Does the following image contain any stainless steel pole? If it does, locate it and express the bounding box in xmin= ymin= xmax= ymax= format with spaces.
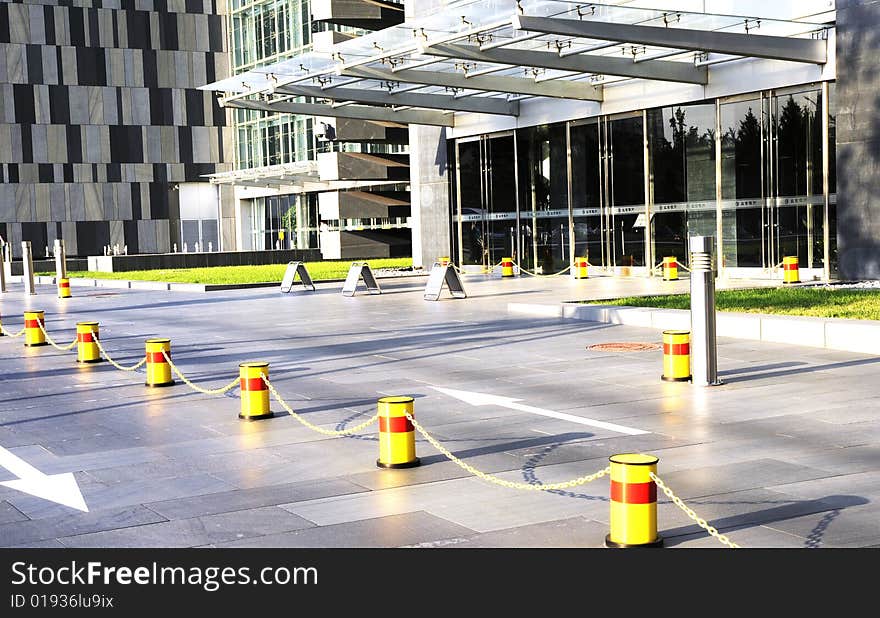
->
xmin=21 ymin=241 xmax=36 ymax=295
xmin=54 ymin=238 xmax=67 ymax=280
xmin=0 ymin=242 xmax=6 ymax=293
xmin=689 ymin=235 xmax=722 ymax=386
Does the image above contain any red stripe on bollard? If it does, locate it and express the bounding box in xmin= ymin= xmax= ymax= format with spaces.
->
xmin=663 ymin=342 xmax=690 ymax=355
xmin=240 ymin=377 xmax=267 ymax=391
xmin=146 ymin=352 xmax=168 ymax=363
xmin=24 ymin=319 xmax=43 ymax=328
xmin=610 ymin=480 xmax=657 ymax=504
xmin=77 ymin=332 xmax=96 ymax=343
xmin=379 ymin=416 xmax=414 ymax=433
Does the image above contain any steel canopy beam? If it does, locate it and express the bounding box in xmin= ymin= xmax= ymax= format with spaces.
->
xmin=274 ymin=84 xmax=519 ymax=115
xmin=223 ymin=98 xmax=455 ymax=127
xmin=513 ymin=15 xmax=827 ymax=64
xmin=342 ymin=65 xmax=603 ymax=101
xmin=420 ymin=42 xmax=708 ymax=84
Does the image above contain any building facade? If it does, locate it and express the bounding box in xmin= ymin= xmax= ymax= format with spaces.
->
xmin=0 ymin=0 xmax=233 ymax=258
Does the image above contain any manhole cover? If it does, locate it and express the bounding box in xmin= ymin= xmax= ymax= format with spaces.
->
xmin=587 ymin=342 xmax=661 ymax=352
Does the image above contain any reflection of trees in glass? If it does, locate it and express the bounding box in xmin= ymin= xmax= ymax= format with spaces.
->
xmin=722 ymin=105 xmax=761 ymax=199
xmin=650 ymin=106 xmax=714 ymax=203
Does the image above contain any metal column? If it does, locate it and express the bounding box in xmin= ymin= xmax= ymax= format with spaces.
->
xmin=21 ymin=241 xmax=36 ymax=295
xmin=54 ymin=238 xmax=67 ymax=280
xmin=689 ymin=235 xmax=722 ymax=386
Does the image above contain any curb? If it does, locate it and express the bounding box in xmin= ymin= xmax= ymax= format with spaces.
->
xmin=508 ymin=302 xmax=880 ymax=355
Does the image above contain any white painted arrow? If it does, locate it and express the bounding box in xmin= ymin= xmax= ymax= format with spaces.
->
xmin=0 ymin=446 xmax=89 ymax=512
xmin=432 ymin=387 xmax=649 ymax=436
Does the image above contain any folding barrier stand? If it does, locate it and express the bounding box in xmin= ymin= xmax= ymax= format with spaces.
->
xmin=423 ymin=262 xmax=467 ymax=301
xmin=279 ymin=261 xmax=316 ymax=293
xmin=342 ymin=262 xmax=382 ymax=297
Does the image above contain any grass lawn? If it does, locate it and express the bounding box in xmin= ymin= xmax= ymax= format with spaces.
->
xmin=590 ymin=286 xmax=880 ymax=321
xmin=44 ymin=258 xmax=413 ymax=285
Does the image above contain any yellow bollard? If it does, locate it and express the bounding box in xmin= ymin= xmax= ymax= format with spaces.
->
xmin=573 ymin=257 xmax=589 ymax=280
xmin=57 ymin=277 xmax=71 ymax=299
xmin=605 ymin=453 xmax=663 ymax=548
xmin=75 ymin=321 xmax=103 ymax=364
xmin=438 ymin=256 xmax=450 ymax=266
xmin=377 ymin=396 xmax=420 ymax=469
xmin=783 ymin=256 xmax=799 ymax=284
xmin=661 ymin=330 xmax=691 ymax=382
xmin=239 ymin=362 xmax=273 ymax=421
xmin=23 ymin=311 xmax=47 ymax=347
xmin=662 ymin=257 xmax=678 ymax=281
xmin=145 ymin=338 xmax=174 ymax=387
xmin=501 ymin=257 xmax=514 ymax=278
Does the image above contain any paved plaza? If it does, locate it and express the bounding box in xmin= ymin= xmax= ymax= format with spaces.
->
xmin=0 ymin=271 xmax=878 ymax=549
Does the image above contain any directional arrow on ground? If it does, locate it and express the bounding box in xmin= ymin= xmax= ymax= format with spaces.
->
xmin=432 ymin=387 xmax=649 ymax=436
xmin=0 ymin=445 xmax=89 ymax=512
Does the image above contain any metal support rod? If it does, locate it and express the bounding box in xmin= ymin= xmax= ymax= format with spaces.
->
xmin=0 ymin=242 xmax=6 ymax=293
xmin=21 ymin=241 xmax=36 ymax=295
xmin=54 ymin=238 xmax=67 ymax=280
xmin=689 ymin=236 xmax=722 ymax=386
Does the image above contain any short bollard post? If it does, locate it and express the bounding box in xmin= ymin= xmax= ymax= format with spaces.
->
xmin=239 ymin=362 xmax=273 ymax=421
xmin=501 ymin=257 xmax=514 ymax=278
xmin=57 ymin=277 xmax=72 ymax=299
xmin=376 ymin=396 xmax=420 ymax=469
xmin=783 ymin=256 xmax=799 ymax=284
xmin=605 ymin=453 xmax=663 ymax=548
xmin=23 ymin=311 xmax=47 ymax=347
xmin=438 ymin=256 xmax=450 ymax=266
xmin=661 ymin=330 xmax=691 ymax=382
xmin=662 ymin=257 xmax=679 ymax=281
xmin=145 ymin=338 xmax=174 ymax=387
xmin=573 ymin=257 xmax=589 ymax=280
xmin=75 ymin=322 xmax=103 ymax=364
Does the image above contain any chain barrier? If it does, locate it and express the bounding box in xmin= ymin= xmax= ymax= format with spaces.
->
xmin=407 ymin=413 xmax=609 ymax=491
xmin=450 ymin=260 xmax=503 ymax=276
xmin=0 ymin=325 xmax=26 ymax=338
xmin=512 ymin=261 xmax=572 ymax=278
xmin=650 ymin=472 xmax=740 ymax=548
xmin=36 ymin=320 xmax=78 ymax=351
xmin=161 ymin=350 xmax=240 ymax=395
xmin=674 ymin=260 xmax=692 ymax=272
xmin=92 ymin=338 xmax=147 ymax=372
xmin=262 ymin=375 xmax=380 ymax=436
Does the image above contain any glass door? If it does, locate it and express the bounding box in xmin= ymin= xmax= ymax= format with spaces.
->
xmin=605 ymin=114 xmax=647 ymax=268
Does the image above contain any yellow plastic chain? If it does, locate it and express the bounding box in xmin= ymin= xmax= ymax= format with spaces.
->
xmin=0 ymin=325 xmax=26 ymax=338
xmin=650 ymin=472 xmax=740 ymax=548
xmin=513 ymin=261 xmax=572 ymax=278
xmin=92 ymin=338 xmax=147 ymax=372
xmin=262 ymin=375 xmax=379 ymax=436
xmin=36 ymin=320 xmax=78 ymax=351
xmin=407 ymin=413 xmax=609 ymax=491
xmin=160 ymin=350 xmax=239 ymax=395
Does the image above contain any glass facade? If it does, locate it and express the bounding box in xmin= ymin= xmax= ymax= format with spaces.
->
xmin=451 ymin=82 xmax=837 ymax=279
xmin=244 ymin=193 xmax=319 ymax=251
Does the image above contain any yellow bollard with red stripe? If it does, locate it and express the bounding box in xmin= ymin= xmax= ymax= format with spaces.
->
xmin=75 ymin=321 xmax=103 ymax=363
xmin=501 ymin=257 xmax=514 ymax=278
xmin=23 ymin=311 xmax=47 ymax=347
xmin=438 ymin=256 xmax=450 ymax=266
xmin=662 ymin=257 xmax=678 ymax=281
xmin=661 ymin=330 xmax=691 ymax=382
xmin=145 ymin=338 xmax=174 ymax=387
xmin=239 ymin=362 xmax=273 ymax=421
xmin=377 ymin=396 xmax=420 ymax=469
xmin=57 ymin=277 xmax=71 ymax=299
xmin=783 ymin=256 xmax=799 ymax=284
xmin=605 ymin=453 xmax=663 ymax=548
xmin=573 ymin=257 xmax=589 ymax=280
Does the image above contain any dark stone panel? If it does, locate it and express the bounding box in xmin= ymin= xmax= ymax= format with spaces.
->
xmin=142 ymin=49 xmax=158 ymax=88
xmin=66 ymin=126 xmax=82 ymax=164
xmin=21 ymin=223 xmax=48 ymax=251
xmin=43 ymin=6 xmax=56 ymax=46
xmin=158 ymin=12 xmax=178 ymax=51
xmin=185 ymin=89 xmax=204 ymax=126
xmin=7 ymin=164 xmax=19 ymax=184
xmin=26 ymin=45 xmax=43 ymax=84
xmin=208 ymin=14 xmax=223 ymax=52
xmin=212 ymin=96 xmax=224 ymax=128
xmin=130 ymin=183 xmax=142 ymax=220
xmin=63 ymin=164 xmax=74 ymax=183
xmin=76 ymin=48 xmax=107 ymax=86
xmin=178 ymin=126 xmax=192 ymax=164
xmin=205 ymin=51 xmax=215 ymax=84
xmin=19 ymin=123 xmax=33 ymax=164
xmin=88 ymin=7 xmax=100 ymax=48
xmin=109 ymin=126 xmax=143 ymax=163
xmin=153 ymin=164 xmax=167 ymax=184
xmin=48 ymin=85 xmax=70 ymax=125
xmin=13 ymin=84 xmax=35 ymax=125
xmin=148 ymin=182 xmax=169 ymax=219
xmin=116 ymin=88 xmax=123 ymax=125
xmin=127 ymin=10 xmax=150 ymax=50
xmin=111 ymin=10 xmax=119 ymax=48
xmin=149 ymin=88 xmax=173 ymax=125
xmin=69 ymin=7 xmax=86 ymax=48
xmin=123 ymin=220 xmax=139 ymax=255
xmin=76 ymin=221 xmax=111 ymax=257
xmin=0 ymin=4 xmax=9 ymax=44
xmin=107 ymin=163 xmax=121 ymax=183
xmin=55 ymin=47 xmax=64 ymax=86
xmin=38 ymin=164 xmax=54 ymax=183
xmin=183 ymin=163 xmax=215 ymax=182
xmin=92 ymin=164 xmax=99 ymax=183
xmin=186 ymin=0 xmax=202 ymax=13
xmin=155 ymin=0 xmax=168 ymax=15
